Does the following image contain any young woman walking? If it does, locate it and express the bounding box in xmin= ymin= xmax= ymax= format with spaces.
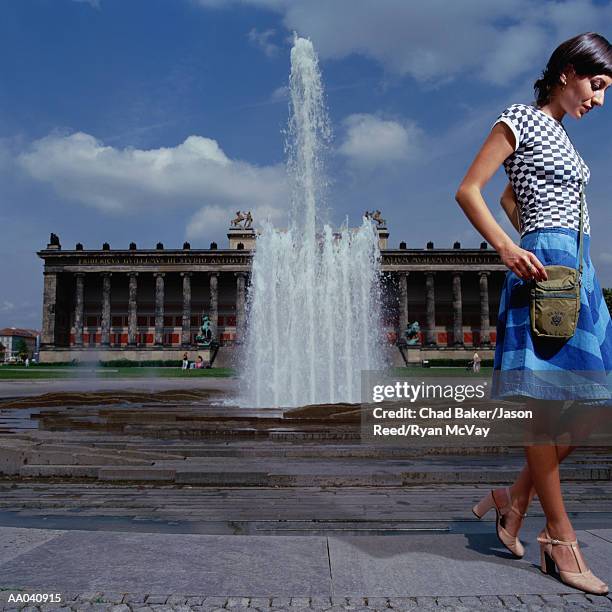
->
xmin=456 ymin=32 xmax=612 ymax=596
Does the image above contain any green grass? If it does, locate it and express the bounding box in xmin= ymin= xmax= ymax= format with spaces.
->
xmin=0 ymin=367 xmax=235 ymax=380
xmin=390 ymin=366 xmax=493 ymax=377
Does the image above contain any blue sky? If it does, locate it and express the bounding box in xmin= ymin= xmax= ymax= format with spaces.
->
xmin=1 ymin=0 xmax=612 ymax=329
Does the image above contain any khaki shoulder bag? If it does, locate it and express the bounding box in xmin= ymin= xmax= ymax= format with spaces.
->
xmin=529 ymin=134 xmax=585 ymax=339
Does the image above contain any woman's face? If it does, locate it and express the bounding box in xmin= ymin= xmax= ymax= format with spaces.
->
xmin=560 ymin=68 xmax=612 ymax=119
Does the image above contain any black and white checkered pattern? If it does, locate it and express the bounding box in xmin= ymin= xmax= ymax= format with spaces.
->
xmin=493 ymin=103 xmax=590 ymax=236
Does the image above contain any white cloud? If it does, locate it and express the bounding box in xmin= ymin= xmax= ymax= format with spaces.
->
xmin=480 ymin=24 xmax=549 ymax=86
xmin=248 ymin=28 xmax=280 ymax=57
xmin=337 ymin=114 xmax=423 ymax=166
xmin=72 ymin=0 xmax=100 ymax=8
xmin=598 ymin=253 xmax=612 ymax=264
xmin=194 ymin=0 xmax=612 ymax=85
xmin=0 ymin=301 xmax=16 ymax=314
xmin=541 ymin=0 xmax=606 ymax=39
xmin=17 ymin=132 xmax=289 ymax=218
xmin=193 ymin=0 xmax=285 ymax=9
xmin=187 ymin=202 xmax=286 ymax=239
xmin=271 ymin=85 xmax=289 ymax=102
xmin=186 ymin=205 xmax=235 ymax=240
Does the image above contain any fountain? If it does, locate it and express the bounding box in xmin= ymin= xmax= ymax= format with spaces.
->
xmin=238 ymin=36 xmax=387 ymax=408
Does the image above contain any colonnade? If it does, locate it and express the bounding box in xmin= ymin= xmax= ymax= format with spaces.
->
xmin=41 ymin=269 xmax=492 ymax=348
xmin=41 ymin=271 xmax=249 ymax=348
xmin=396 ymin=271 xmax=491 ymax=346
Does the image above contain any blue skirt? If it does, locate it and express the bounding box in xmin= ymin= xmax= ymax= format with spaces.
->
xmin=491 ymin=227 xmax=612 ymax=402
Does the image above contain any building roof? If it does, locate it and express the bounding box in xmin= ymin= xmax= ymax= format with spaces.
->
xmin=0 ymin=328 xmax=39 ymax=338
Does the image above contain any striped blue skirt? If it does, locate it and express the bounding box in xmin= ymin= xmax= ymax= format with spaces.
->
xmin=491 ymin=227 xmax=612 ymax=402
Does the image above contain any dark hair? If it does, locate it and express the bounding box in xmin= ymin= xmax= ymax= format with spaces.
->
xmin=534 ymin=32 xmax=612 ymax=106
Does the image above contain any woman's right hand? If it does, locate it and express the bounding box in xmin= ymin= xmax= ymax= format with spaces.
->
xmin=498 ymin=242 xmax=548 ymax=282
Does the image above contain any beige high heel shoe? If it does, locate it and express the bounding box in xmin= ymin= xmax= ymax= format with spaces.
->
xmin=472 ymin=486 xmax=526 ymax=557
xmin=537 ymin=527 xmax=609 ymax=595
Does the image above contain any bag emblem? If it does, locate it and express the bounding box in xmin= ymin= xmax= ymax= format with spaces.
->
xmin=550 ymin=312 xmax=563 ymax=327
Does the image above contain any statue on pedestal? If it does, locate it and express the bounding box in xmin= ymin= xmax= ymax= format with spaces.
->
xmin=231 ymin=210 xmax=254 ymax=229
xmin=405 ymin=321 xmax=421 ymax=345
xmin=231 ymin=211 xmax=245 ymax=227
xmin=364 ymin=210 xmax=386 ymax=227
xmin=195 ymin=313 xmax=214 ymax=348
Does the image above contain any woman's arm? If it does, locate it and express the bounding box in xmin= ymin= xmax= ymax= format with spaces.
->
xmin=500 ymin=182 xmax=521 ymax=233
xmin=455 ymin=122 xmax=547 ymax=282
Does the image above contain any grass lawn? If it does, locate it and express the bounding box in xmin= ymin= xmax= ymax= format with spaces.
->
xmin=390 ymin=366 xmax=493 ymax=377
xmin=0 ymin=365 xmax=491 ymax=380
xmin=0 ymin=367 xmax=235 ymax=380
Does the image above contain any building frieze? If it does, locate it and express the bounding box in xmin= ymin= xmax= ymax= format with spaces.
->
xmin=37 ymin=249 xmax=503 ymax=271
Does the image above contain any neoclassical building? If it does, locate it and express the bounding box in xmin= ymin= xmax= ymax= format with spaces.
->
xmin=37 ymin=223 xmax=507 ymax=364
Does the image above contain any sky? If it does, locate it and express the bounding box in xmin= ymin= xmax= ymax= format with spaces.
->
xmin=1 ymin=0 xmax=612 ymax=329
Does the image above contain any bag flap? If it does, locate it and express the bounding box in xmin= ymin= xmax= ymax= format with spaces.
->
xmin=535 ymin=265 xmax=578 ymax=290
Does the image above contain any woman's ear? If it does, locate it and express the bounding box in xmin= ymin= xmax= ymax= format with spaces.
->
xmin=561 ymin=64 xmax=576 ymax=85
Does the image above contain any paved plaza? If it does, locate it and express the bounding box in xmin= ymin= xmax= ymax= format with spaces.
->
xmin=1 ymin=525 xmax=612 ymax=611
xmin=1 ymin=381 xmax=612 ymax=611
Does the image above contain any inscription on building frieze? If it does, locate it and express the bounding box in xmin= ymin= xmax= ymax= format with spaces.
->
xmin=75 ymin=256 xmax=250 ymax=266
xmin=382 ymin=254 xmax=500 ymax=265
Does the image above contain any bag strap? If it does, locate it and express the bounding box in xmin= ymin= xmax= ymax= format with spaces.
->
xmin=560 ymin=124 xmax=585 ymax=281
xmin=577 ymin=160 xmax=585 ymax=282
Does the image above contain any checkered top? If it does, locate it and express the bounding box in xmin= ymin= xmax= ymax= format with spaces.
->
xmin=493 ymin=103 xmax=590 ymax=236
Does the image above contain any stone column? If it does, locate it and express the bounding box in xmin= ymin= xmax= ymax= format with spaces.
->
xmin=398 ymin=273 xmax=409 ymax=342
xmin=425 ymin=272 xmax=437 ymax=346
xmin=100 ymin=273 xmax=112 ymax=347
xmin=452 ymin=271 xmax=464 ymax=346
xmin=73 ymin=273 xmax=85 ymax=347
xmin=209 ymin=272 xmax=219 ymax=341
xmin=154 ymin=273 xmax=165 ymax=346
xmin=181 ymin=272 xmax=192 ymax=347
xmin=41 ymin=271 xmax=58 ymax=348
xmin=127 ymin=273 xmax=138 ymax=347
xmin=479 ymin=271 xmax=491 ymax=347
xmin=234 ymin=272 xmax=247 ymax=343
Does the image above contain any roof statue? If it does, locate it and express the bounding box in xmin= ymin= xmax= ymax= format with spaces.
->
xmin=364 ymin=210 xmax=386 ymax=227
xmin=231 ymin=210 xmax=253 ymax=230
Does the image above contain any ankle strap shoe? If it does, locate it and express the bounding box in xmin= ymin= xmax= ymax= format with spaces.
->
xmin=538 ymin=527 xmax=609 ymax=595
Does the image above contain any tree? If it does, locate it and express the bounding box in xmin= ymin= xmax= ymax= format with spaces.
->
xmin=604 ymin=289 xmax=612 ymax=317
xmin=14 ymin=339 xmax=29 ymax=361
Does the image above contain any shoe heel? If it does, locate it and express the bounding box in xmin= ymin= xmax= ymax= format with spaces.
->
xmin=472 ymin=491 xmax=495 ymax=519
xmin=540 ymin=545 xmax=548 ymax=573
xmin=540 ymin=546 xmax=556 ymax=575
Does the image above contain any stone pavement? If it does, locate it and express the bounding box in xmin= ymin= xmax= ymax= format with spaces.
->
xmin=0 ymin=378 xmax=236 ymax=399
xmin=1 ymin=526 xmax=612 ymax=611
xmin=1 ymin=481 xmax=611 ymax=536
xmin=2 ymin=389 xmax=612 ymax=610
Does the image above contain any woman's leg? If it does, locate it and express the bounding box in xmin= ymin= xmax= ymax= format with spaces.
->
xmin=525 ymin=443 xmax=583 ymax=572
xmin=517 ymin=398 xmax=586 ymax=571
xmin=500 ymin=443 xmax=575 ymax=537
xmin=500 ymin=397 xmax=605 ymax=538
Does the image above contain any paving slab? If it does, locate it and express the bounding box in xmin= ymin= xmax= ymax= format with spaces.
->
xmin=0 ymin=528 xmax=331 ymax=596
xmin=0 ymin=526 xmax=64 ymax=566
xmin=2 ymin=526 xmax=612 ymax=602
xmin=327 ymin=530 xmax=612 ymax=597
xmin=588 ymin=528 xmax=612 ymax=543
xmin=578 ymin=530 xmax=612 ymax=587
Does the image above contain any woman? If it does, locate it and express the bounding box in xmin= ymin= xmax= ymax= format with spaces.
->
xmin=456 ymin=32 xmax=612 ymax=595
